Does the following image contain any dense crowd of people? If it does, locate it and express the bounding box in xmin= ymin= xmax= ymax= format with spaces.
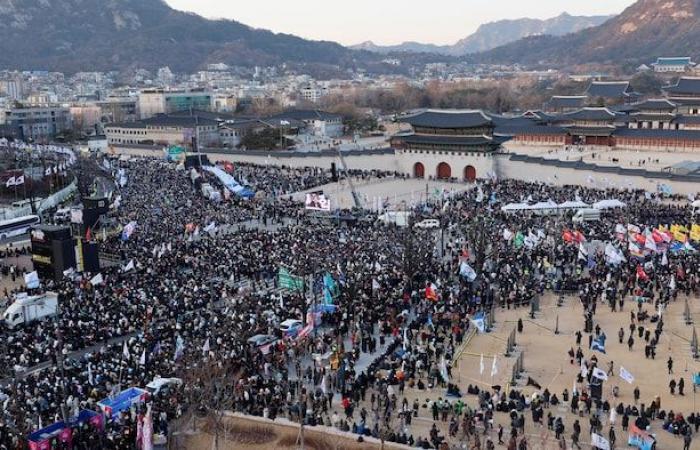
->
xmin=0 ymin=152 xmax=698 ymax=449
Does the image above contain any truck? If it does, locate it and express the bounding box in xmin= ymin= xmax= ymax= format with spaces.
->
xmin=2 ymin=292 xmax=59 ymax=329
xmin=572 ymin=208 xmax=602 ymax=223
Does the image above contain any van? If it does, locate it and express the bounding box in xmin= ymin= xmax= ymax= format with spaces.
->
xmin=573 ymin=208 xmax=601 ymax=223
xmin=2 ymin=292 xmax=58 ymax=329
xmin=53 ymin=208 xmax=71 ymax=223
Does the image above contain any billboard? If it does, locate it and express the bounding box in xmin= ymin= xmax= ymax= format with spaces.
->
xmin=305 ymin=192 xmax=331 ymax=211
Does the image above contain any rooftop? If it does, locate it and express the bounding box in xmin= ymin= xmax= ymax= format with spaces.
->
xmin=663 ymin=77 xmax=700 ymax=96
xmin=399 ymin=109 xmax=493 ymax=129
xmin=585 ymin=81 xmax=632 ymax=99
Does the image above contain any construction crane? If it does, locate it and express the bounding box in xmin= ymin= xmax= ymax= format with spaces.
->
xmin=336 ymin=149 xmax=363 ymax=210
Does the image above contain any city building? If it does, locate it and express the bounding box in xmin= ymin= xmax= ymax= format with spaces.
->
xmin=0 ymin=77 xmax=23 ymax=101
xmin=662 ymin=77 xmax=700 ymax=115
xmin=1 ymin=105 xmax=72 ymax=141
xmin=70 ymin=105 xmax=102 ymax=132
xmin=299 ymin=87 xmax=329 ymax=103
xmin=267 ymin=110 xmax=343 ymax=138
xmin=96 ymin=97 xmax=139 ymax=124
xmin=105 ymin=114 xmax=219 ymax=148
xmin=652 ymin=57 xmax=695 ymax=73
xmin=137 ymin=89 xmax=213 ymax=119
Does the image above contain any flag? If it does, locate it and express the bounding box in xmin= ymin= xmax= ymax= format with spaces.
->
xmin=591 ymin=433 xmax=610 ymax=450
xmin=578 ymin=243 xmax=588 ymax=261
xmin=644 ymin=233 xmax=657 ymax=253
xmin=628 ymin=242 xmax=643 ymax=258
xmin=45 ymin=167 xmax=51 ymax=176
xmin=123 ymin=260 xmax=135 ymax=272
xmin=322 ymin=272 xmax=339 ymax=305
xmin=90 ymin=273 xmax=104 ymax=286
xmin=121 ymin=221 xmax=137 ymax=241
xmin=605 ymin=243 xmax=625 ymax=266
xmin=123 ymin=341 xmax=130 ymax=359
xmin=425 ymin=282 xmax=438 ymax=301
xmin=174 ymin=335 xmax=185 ymax=360
xmin=278 ymin=267 xmax=304 ymax=291
xmin=591 ymin=334 xmax=606 ymax=353
xmin=475 ymin=185 xmax=484 ymax=203
xmin=503 ymin=229 xmax=513 ymax=241
xmin=514 ymin=232 xmax=525 ymax=249
xmin=202 ymin=338 xmax=210 ymax=355
xmin=5 ymin=176 xmax=15 ymax=187
xmin=592 ymin=367 xmax=608 ymax=381
xmin=684 ymin=241 xmax=696 ymax=252
xmin=491 ymin=355 xmax=498 ymax=377
xmin=14 ymin=175 xmax=24 ymax=185
xmin=203 ymin=221 xmax=217 ymax=233
xmin=87 ymin=363 xmax=94 ymax=386
xmin=85 ymin=227 xmax=92 ymax=241
xmin=580 ymin=359 xmax=588 ymax=378
xmin=459 ymin=261 xmax=477 ymax=282
xmin=691 ymin=224 xmax=700 ymax=242
xmin=24 ymin=271 xmax=39 ymax=289
xmin=439 ymin=355 xmax=450 ymax=383
xmin=661 ymin=252 xmax=669 ymax=267
xmin=471 ymin=312 xmax=486 ymax=333
xmin=636 ymin=265 xmax=649 ymax=281
xmin=479 ymin=353 xmax=484 ymax=375
xmin=562 ymin=230 xmax=574 ymax=243
xmin=139 ymin=349 xmax=146 ymax=366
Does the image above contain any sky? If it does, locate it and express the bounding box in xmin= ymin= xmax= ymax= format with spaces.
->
xmin=165 ymin=0 xmax=636 ymax=46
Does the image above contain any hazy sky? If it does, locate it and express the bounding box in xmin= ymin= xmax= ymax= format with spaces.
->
xmin=165 ymin=0 xmax=636 ymax=46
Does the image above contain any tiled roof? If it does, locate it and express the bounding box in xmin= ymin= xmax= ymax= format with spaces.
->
xmin=400 ymin=110 xmax=493 ymax=129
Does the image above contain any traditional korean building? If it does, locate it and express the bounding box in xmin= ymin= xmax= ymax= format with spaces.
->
xmin=391 ymin=110 xmax=508 ymax=181
xmin=585 ymin=81 xmax=639 ymax=105
xmin=663 ymin=77 xmax=700 ymax=115
xmin=545 ymin=96 xmax=586 ymax=113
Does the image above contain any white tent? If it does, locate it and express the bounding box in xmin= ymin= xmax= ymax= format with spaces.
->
xmin=692 ymin=200 xmax=700 ymax=208
xmin=529 ymin=200 xmax=559 ymax=210
xmin=501 ymin=203 xmax=530 ymax=212
xmin=593 ymin=199 xmax=626 ymax=210
xmin=558 ymin=200 xmax=590 ymax=209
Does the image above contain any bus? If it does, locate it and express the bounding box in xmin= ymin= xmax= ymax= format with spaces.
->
xmin=0 ymin=215 xmax=40 ymax=240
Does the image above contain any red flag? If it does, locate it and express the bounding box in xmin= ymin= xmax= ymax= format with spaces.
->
xmin=573 ymin=231 xmax=586 ymax=244
xmin=636 ymin=265 xmax=649 ymax=281
xmin=85 ymin=227 xmax=92 ymax=241
xmin=633 ymin=233 xmax=646 ymax=246
xmin=425 ymin=283 xmax=438 ymax=301
xmin=562 ymin=230 xmax=573 ymax=243
xmin=651 ymin=230 xmax=664 ymax=244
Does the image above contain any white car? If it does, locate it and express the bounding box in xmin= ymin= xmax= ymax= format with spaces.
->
xmin=145 ymin=377 xmax=182 ymax=396
xmin=414 ymin=219 xmax=440 ymax=229
xmin=280 ymin=319 xmax=303 ymax=336
xmin=247 ymin=334 xmax=278 ymax=347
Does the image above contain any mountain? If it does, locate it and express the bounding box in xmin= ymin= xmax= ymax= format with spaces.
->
xmin=350 ymin=13 xmax=611 ymax=56
xmin=0 ymin=0 xmax=379 ymax=74
xmin=477 ymin=0 xmax=700 ymax=66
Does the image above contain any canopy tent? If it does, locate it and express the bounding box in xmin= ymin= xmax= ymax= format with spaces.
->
xmin=558 ymin=200 xmax=590 ymax=209
xmin=501 ymin=203 xmax=531 ymax=211
xmin=202 ymin=166 xmax=255 ymax=199
xmin=692 ymin=200 xmax=700 ymax=208
xmin=530 ymin=200 xmax=559 ymax=210
xmin=593 ymin=199 xmax=626 ymax=209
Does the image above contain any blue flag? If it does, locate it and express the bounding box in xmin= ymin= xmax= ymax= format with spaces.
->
xmin=591 ymin=334 xmax=606 ymax=353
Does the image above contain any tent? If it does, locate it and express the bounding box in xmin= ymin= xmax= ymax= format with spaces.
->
xmin=558 ymin=200 xmax=590 ymax=209
xmin=202 ymin=166 xmax=255 ymax=199
xmin=529 ymin=200 xmax=558 ymax=210
xmin=98 ymin=387 xmax=148 ymax=418
xmin=501 ymin=203 xmax=530 ymax=212
xmin=593 ymin=199 xmax=626 ymax=209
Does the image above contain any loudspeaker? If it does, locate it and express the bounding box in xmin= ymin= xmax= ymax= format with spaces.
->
xmin=30 ymin=225 xmax=76 ymax=281
xmin=331 ymin=162 xmax=338 ymax=182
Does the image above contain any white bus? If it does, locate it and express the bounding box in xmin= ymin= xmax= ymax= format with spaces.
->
xmin=0 ymin=215 xmax=40 ymax=240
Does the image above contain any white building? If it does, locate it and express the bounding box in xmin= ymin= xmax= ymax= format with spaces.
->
xmin=652 ymin=57 xmax=695 ymax=73
xmin=138 ymin=89 xmax=213 ymax=119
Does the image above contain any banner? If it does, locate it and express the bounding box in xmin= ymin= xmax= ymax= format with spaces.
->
xmin=591 ymin=433 xmax=610 ymax=450
xmin=24 ymin=271 xmax=40 ymax=289
xmin=278 ymin=267 xmax=304 ymax=291
xmin=305 ymin=192 xmax=331 ymax=211
xmin=627 ymin=424 xmax=655 ymax=450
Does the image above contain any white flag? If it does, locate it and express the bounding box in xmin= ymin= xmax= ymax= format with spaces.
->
xmin=90 ymin=273 xmax=104 ymax=286
xmin=202 ymin=338 xmax=210 ymax=355
xmin=5 ymin=176 xmax=15 ymax=187
xmin=480 ymin=353 xmax=484 ymax=375
xmin=619 ymin=366 xmax=635 ymax=384
xmin=123 ymin=260 xmax=135 ymax=272
xmin=139 ymin=349 xmax=146 ymax=366
xmin=580 ymin=359 xmax=588 ymax=378
xmin=122 ymin=341 xmax=130 ymax=359
xmin=590 ymin=433 xmax=610 ymax=450
xmin=592 ymin=367 xmax=608 ymax=381
xmin=14 ymin=175 xmax=24 ymax=185
xmin=87 ymin=363 xmax=94 ymax=386
xmin=439 ymin=355 xmax=450 ymax=384
xmin=661 ymin=252 xmax=669 ymax=267
xmin=491 ymin=355 xmax=498 ymax=377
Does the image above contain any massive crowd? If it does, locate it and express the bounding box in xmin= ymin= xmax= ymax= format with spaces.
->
xmin=0 ymin=153 xmax=698 ymax=450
